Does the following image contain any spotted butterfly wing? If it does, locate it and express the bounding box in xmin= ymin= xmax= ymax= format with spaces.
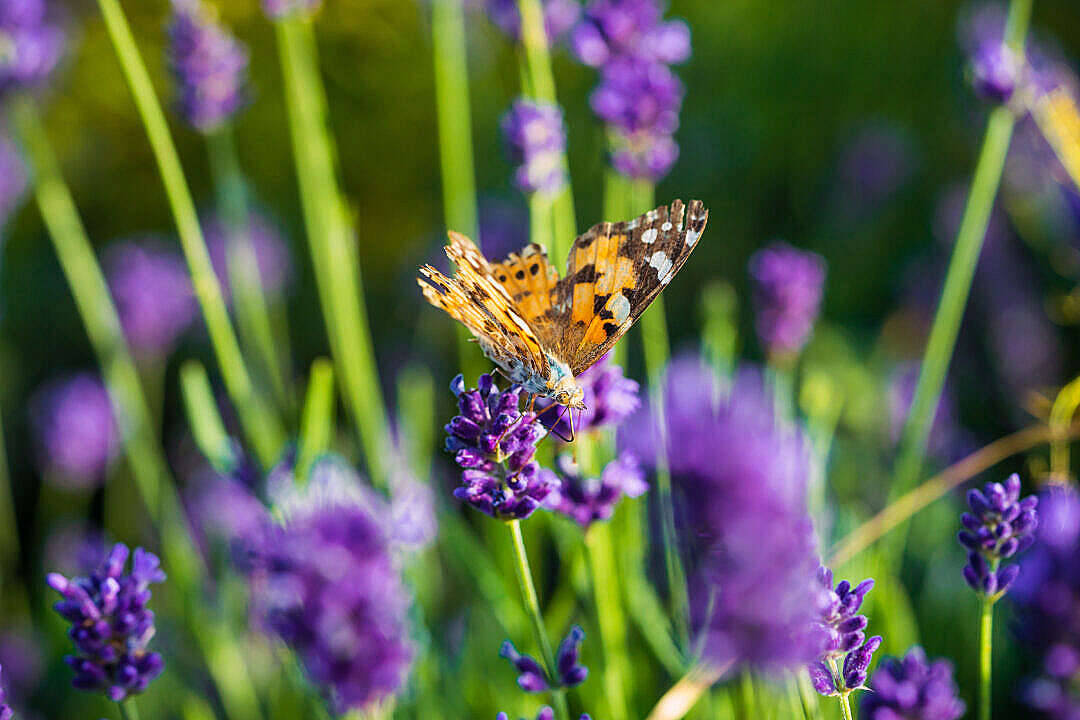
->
xmin=551 ymin=199 xmax=708 ymax=375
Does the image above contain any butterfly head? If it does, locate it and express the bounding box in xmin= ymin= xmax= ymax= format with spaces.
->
xmin=549 ymin=375 xmax=587 ymax=411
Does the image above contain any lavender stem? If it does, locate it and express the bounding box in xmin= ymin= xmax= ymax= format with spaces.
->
xmin=979 ymin=596 xmax=995 ymax=720
xmin=118 ymin=699 xmax=140 ymax=720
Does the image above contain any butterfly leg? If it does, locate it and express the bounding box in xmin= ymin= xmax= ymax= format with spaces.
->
xmin=492 ymin=392 xmax=536 ymax=455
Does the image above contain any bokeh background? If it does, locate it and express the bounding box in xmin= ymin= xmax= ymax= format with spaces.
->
xmin=4 ymin=0 xmax=1080 ymax=717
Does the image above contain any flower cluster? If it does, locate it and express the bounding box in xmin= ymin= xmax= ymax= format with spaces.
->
xmin=860 ymin=647 xmax=965 ymax=720
xmin=536 ymin=352 xmax=639 ymax=437
xmin=748 ymin=242 xmax=827 ymax=360
xmin=571 ymin=0 xmax=690 ymax=181
xmin=500 ymin=100 xmax=568 ymax=197
xmin=628 ymin=356 xmax=821 ymax=670
xmin=807 ymin=566 xmax=881 ymax=697
xmin=104 ymin=240 xmax=197 ymax=359
xmin=0 ymin=0 xmax=64 ymax=97
xmin=500 ymin=625 xmax=587 ymax=692
xmin=246 ymin=494 xmax=412 ymax=712
xmin=546 ymin=454 xmax=646 ymax=528
xmin=46 ymin=544 xmax=166 ymax=701
xmin=497 ymin=710 xmax=592 ymax=720
xmin=0 ymin=665 xmax=12 ymax=720
xmin=167 ymin=0 xmax=249 ymax=132
xmin=485 ymin=0 xmax=581 ymax=43
xmin=445 ymin=374 xmax=558 ymax=520
xmin=262 ymin=0 xmax=321 ymax=20
xmin=957 ymin=473 xmax=1038 ymax=599
xmin=1011 ymin=486 xmax=1080 ymax=718
xmin=30 ymin=374 xmax=119 ymax=488
xmin=0 ymin=131 xmax=26 ymax=228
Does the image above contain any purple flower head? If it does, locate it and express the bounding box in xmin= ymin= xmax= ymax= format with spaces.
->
xmin=262 ymin=0 xmax=321 ymax=20
xmin=860 ymin=647 xmax=965 ymax=720
xmin=501 ymin=100 xmax=568 ymax=196
xmin=0 ymin=0 xmax=64 ymax=97
xmin=445 ymin=374 xmax=559 ymax=520
xmin=0 ymin=131 xmax=27 ymax=227
xmin=571 ymin=0 xmax=690 ymax=68
xmin=485 ymin=0 xmax=581 ymax=43
xmin=0 ymin=665 xmax=11 ymax=720
xmin=536 ymin=352 xmax=640 ymax=437
xmin=748 ymin=242 xmax=827 ymax=359
xmin=957 ymin=473 xmax=1038 ymax=598
xmin=204 ymin=211 xmax=293 ymax=303
xmin=167 ymin=0 xmax=249 ymax=132
xmin=46 ymin=543 xmax=166 ymax=701
xmin=590 ymin=55 xmax=682 ymax=135
xmin=807 ymin=566 xmax=880 ymax=697
xmin=627 ymin=356 xmax=821 ymax=671
xmin=546 ymin=453 xmax=647 ymax=528
xmin=44 ymin=523 xmax=106 ymax=577
xmin=30 ymin=373 xmax=119 ymax=489
xmin=477 ymin=198 xmax=529 ymax=260
xmin=247 ymin=498 xmax=413 ymax=711
xmin=609 ymin=128 xmax=678 ymax=181
xmin=498 ymin=709 xmax=579 ymax=720
xmin=500 ymin=625 xmax=587 ymax=692
xmin=105 ymin=240 xmax=197 ymax=359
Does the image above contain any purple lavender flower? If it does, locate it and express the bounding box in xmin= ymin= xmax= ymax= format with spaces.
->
xmin=958 ymin=473 xmax=1038 ymax=598
xmin=477 ymin=198 xmax=530 ymax=260
xmin=500 ymin=625 xmax=587 ymax=692
xmin=807 ymin=566 xmax=881 ymax=697
xmin=0 ymin=665 xmax=11 ymax=720
xmin=445 ymin=374 xmax=558 ymax=520
xmin=203 ymin=211 xmax=293 ymax=303
xmin=246 ymin=498 xmax=412 ymax=712
xmin=46 ymin=543 xmax=166 ymax=701
xmin=589 ymin=55 xmax=682 ymax=135
xmin=30 ymin=374 xmax=119 ymax=489
xmin=546 ymin=454 xmax=647 ymax=528
xmin=104 ymin=240 xmax=197 ymax=359
xmin=44 ymin=523 xmax=106 ymax=577
xmin=860 ymin=647 xmax=965 ymax=720
xmin=748 ymin=242 xmax=827 ymax=360
xmin=0 ymin=0 xmax=64 ymax=97
xmin=167 ymin=0 xmax=249 ymax=132
xmin=571 ymin=0 xmax=690 ymax=68
xmin=501 ymin=100 xmax=568 ymax=196
xmin=0 ymin=629 xmax=44 ymax=704
xmin=485 ymin=0 xmax=581 ymax=43
xmin=627 ymin=356 xmax=821 ymax=670
xmin=536 ymin=352 xmax=640 ymax=437
xmin=262 ymin=0 xmax=321 ymax=20
xmin=0 ymin=131 xmax=27 ymax=228
xmin=497 ymin=709 xmax=593 ymax=720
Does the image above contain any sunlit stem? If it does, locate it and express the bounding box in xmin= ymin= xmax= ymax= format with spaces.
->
xmin=979 ymin=590 xmax=998 ymax=720
xmin=296 ymin=358 xmax=335 ymax=482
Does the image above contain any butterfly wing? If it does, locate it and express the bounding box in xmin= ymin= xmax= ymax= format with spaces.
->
xmin=418 ymin=232 xmax=550 ymax=378
xmin=488 ymin=243 xmax=564 ymax=346
xmin=553 ymin=199 xmax=708 ymax=375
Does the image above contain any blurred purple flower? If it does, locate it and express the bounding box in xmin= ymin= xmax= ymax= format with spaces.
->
xmin=536 ymin=352 xmax=640 ymax=437
xmin=500 ymin=625 xmax=587 ymax=692
xmin=546 ymin=453 xmax=647 ymax=528
xmin=958 ymin=473 xmax=1038 ymax=598
xmin=0 ymin=665 xmax=11 ymax=720
xmin=47 ymin=543 xmax=166 ymax=701
xmin=959 ymin=3 xmax=1020 ymax=103
xmin=246 ymin=496 xmax=412 ymax=712
xmin=30 ymin=373 xmax=119 ymax=488
xmin=0 ymin=131 xmax=27 ymax=228
xmin=167 ymin=0 xmax=249 ymax=132
xmin=104 ymin=240 xmax=197 ymax=359
xmin=444 ymin=374 xmax=558 ymax=520
xmin=748 ymin=242 xmax=827 ymax=359
xmin=485 ymin=0 xmax=581 ymax=43
xmin=590 ymin=55 xmax=681 ymax=135
xmin=861 ymin=647 xmax=965 ymax=720
xmin=204 ymin=211 xmax=293 ymax=303
xmin=501 ymin=100 xmax=568 ymax=196
xmin=609 ymin=128 xmax=679 ymax=182
xmin=0 ymin=0 xmax=64 ymax=97
xmin=43 ymin=523 xmax=106 ymax=577
xmin=262 ymin=0 xmax=321 ymax=20
xmin=571 ymin=0 xmax=690 ymax=68
xmin=477 ymin=198 xmax=530 ymax=260
xmin=627 ymin=355 xmax=821 ymax=671
xmin=807 ymin=566 xmax=880 ymax=697
xmin=0 ymin=629 xmax=43 ymax=704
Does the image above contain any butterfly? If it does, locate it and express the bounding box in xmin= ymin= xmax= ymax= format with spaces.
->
xmin=418 ymin=198 xmax=708 ymax=421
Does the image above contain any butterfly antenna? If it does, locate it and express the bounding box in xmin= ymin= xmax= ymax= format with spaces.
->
xmin=493 ymin=392 xmax=533 ymax=452
xmin=542 ymin=404 xmax=573 ymax=443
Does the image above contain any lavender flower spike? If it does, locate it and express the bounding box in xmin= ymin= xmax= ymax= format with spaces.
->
xmin=47 ymin=543 xmax=166 ymax=701
xmin=861 ymin=647 xmax=965 ymax=720
xmin=168 ymin=0 xmax=249 ymax=132
xmin=445 ymin=374 xmax=558 ymax=520
xmin=546 ymin=454 xmax=647 ymax=528
xmin=501 ymin=100 xmax=569 ymax=197
xmin=500 ymin=626 xmax=588 ymax=691
xmin=485 ymin=0 xmax=581 ymax=44
xmin=958 ymin=473 xmax=1038 ymax=599
xmin=497 ymin=709 xmax=593 ymax=720
xmin=30 ymin=373 xmax=119 ymax=489
xmin=748 ymin=241 xmax=827 ymax=360
xmin=0 ymin=664 xmax=12 ymax=720
xmin=0 ymin=0 xmax=65 ymax=97
xmin=808 ymin=565 xmax=881 ymax=697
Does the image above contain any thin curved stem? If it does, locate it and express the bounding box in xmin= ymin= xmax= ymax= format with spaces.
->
xmin=979 ymin=598 xmax=995 ymax=720
xmin=837 ymin=694 xmax=854 ymax=720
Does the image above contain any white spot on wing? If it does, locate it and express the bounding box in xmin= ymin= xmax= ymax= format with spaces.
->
xmin=686 ymin=228 xmax=701 ymax=247
xmin=642 ymin=228 xmax=658 ymax=244
xmin=661 ymin=221 xmax=672 ymax=232
xmin=649 ymin=250 xmax=673 ymax=279
xmin=607 ymin=293 xmax=631 ymax=323
xmin=625 ymin=219 xmax=638 ymax=230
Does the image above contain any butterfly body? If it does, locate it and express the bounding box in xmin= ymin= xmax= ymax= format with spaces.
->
xmin=419 ymin=199 xmax=708 ymax=411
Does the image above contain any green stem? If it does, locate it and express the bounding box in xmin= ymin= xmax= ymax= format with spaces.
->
xmin=206 ymin=126 xmax=294 ymax=416
xmin=180 ymin=360 xmax=237 ymax=473
xmin=119 ymin=699 xmax=141 ymax=720
xmin=508 ymin=519 xmax=570 ymax=720
xmin=837 ymin=693 xmax=854 ymax=720
xmin=586 ymin=521 xmax=631 ymax=720
xmin=13 ymin=97 xmax=263 ymax=720
xmin=0 ymin=401 xmax=20 ymax=573
xmin=979 ymin=597 xmax=995 ymax=720
xmin=95 ymin=0 xmax=285 ymax=468
xmin=886 ymin=0 xmax=1032 ymax=555
xmin=274 ymin=17 xmax=392 ymax=486
xmin=296 ymin=358 xmax=335 ymax=481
